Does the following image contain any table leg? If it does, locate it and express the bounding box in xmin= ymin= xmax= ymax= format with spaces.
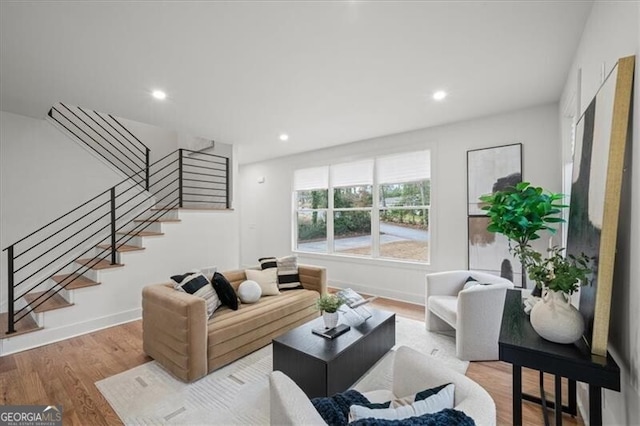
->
xmin=555 ymin=375 xmax=563 ymax=425
xmin=513 ymin=365 xmax=522 ymax=426
xmin=568 ymin=380 xmax=577 ymax=416
xmin=589 ymin=385 xmax=602 ymax=426
xmin=539 ymin=371 xmax=550 ymax=426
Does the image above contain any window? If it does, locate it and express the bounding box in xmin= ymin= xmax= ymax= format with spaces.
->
xmin=377 ymin=151 xmax=430 ymax=262
xmin=294 ymin=151 xmax=431 ymax=263
xmin=332 ymin=160 xmax=373 ymax=255
xmin=294 ymin=167 xmax=328 ymax=253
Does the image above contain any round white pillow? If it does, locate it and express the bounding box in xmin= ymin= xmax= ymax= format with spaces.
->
xmin=238 ymin=280 xmax=262 ymax=303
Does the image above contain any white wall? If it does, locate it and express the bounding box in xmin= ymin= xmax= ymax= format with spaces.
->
xmin=118 ymin=116 xmax=179 ymax=164
xmin=0 ymin=111 xmax=124 ymax=246
xmin=559 ymin=2 xmax=639 ymax=425
xmin=239 ymin=103 xmax=561 ymax=304
xmin=0 ymin=209 xmax=240 ymax=356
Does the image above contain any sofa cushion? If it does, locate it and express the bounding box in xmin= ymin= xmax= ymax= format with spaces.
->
xmin=211 ymin=272 xmax=239 ymax=310
xmin=259 ymin=255 xmax=303 ymax=290
xmin=238 ymin=280 xmax=261 ymax=303
xmin=349 ymin=384 xmax=455 ymax=422
xmin=427 ymin=296 xmax=457 ymax=328
xmin=207 ymin=289 xmax=318 ymax=358
xmin=276 ymin=255 xmax=303 ymax=290
xmin=259 ymin=256 xmax=278 ymax=270
xmin=173 ymin=272 xmax=221 ymax=318
xmin=245 ymin=269 xmax=280 ymax=296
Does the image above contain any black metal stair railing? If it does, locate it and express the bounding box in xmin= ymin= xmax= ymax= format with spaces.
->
xmin=48 ymin=103 xmax=151 ymax=190
xmin=2 ymin=148 xmax=230 ymax=334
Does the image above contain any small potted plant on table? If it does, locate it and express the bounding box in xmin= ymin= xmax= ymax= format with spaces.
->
xmin=315 ymin=294 xmax=345 ymax=329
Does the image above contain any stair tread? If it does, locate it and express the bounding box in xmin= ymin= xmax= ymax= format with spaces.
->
xmin=116 ymin=230 xmax=164 ymax=237
xmin=52 ymin=273 xmax=100 ymax=289
xmin=76 ymin=258 xmax=124 ymax=270
xmin=23 ymin=291 xmax=73 ymax=313
xmin=96 ymin=244 xmax=145 ymax=252
xmin=0 ymin=312 xmax=42 ymax=339
xmin=133 ymin=218 xmax=181 ymax=223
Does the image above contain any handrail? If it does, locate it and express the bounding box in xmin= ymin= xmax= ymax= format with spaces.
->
xmin=53 ymin=104 xmax=141 ymax=178
xmin=108 ymin=114 xmax=149 ymax=154
xmin=4 ymin=145 xmax=230 ymax=334
xmin=2 ymin=149 xmax=177 ymax=251
xmin=47 ymin=103 xmax=150 ymax=190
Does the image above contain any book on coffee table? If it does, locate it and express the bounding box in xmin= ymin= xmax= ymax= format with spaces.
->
xmin=312 ymin=323 xmax=351 ymax=339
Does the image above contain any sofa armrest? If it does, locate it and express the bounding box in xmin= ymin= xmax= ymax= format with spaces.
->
xmin=298 ymin=264 xmax=327 ymax=295
xmin=142 ymin=284 xmax=208 ymax=382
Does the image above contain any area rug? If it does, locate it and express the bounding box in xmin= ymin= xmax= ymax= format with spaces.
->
xmin=96 ymin=316 xmax=467 ymax=425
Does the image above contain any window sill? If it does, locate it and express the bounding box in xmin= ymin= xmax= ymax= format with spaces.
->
xmin=293 ymin=250 xmax=433 ymax=271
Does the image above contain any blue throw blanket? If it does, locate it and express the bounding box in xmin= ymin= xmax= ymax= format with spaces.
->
xmin=311 ymin=390 xmax=476 ymax=426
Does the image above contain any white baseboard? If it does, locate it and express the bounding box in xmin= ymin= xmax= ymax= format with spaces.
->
xmin=329 ymin=279 xmax=424 ymax=306
xmin=0 ymin=308 xmax=141 ymax=356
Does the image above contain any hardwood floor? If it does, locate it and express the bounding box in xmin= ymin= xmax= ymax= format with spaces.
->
xmin=0 ymin=296 xmax=583 ymax=425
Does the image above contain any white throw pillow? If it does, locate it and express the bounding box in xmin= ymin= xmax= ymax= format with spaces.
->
xmin=245 ymin=269 xmax=280 ymax=296
xmin=238 ymin=280 xmax=262 ymax=303
xmin=349 ymin=384 xmax=455 ymax=422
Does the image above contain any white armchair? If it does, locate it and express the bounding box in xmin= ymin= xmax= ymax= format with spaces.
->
xmin=270 ymin=346 xmax=496 ymax=426
xmin=425 ymin=270 xmax=514 ymax=361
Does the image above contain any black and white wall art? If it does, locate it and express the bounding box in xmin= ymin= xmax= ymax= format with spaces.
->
xmin=468 ymin=216 xmax=523 ymax=287
xmin=467 ymin=143 xmax=522 ymax=215
xmin=567 ymin=55 xmax=635 ymax=357
xmin=467 ymin=143 xmax=523 ymax=287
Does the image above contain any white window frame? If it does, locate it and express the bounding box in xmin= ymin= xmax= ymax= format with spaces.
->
xmin=293 ymin=151 xmax=431 ymax=264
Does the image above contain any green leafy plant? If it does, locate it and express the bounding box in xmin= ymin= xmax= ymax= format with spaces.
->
xmin=315 ymin=294 xmax=345 ymax=313
xmin=479 ymin=182 xmax=592 ymax=295
xmin=479 ymin=182 xmax=566 ymax=263
xmin=526 ymin=246 xmax=592 ymax=294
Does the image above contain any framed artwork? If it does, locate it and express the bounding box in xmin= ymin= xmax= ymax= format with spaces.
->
xmin=467 ymin=143 xmax=524 ymax=287
xmin=468 ymin=216 xmax=523 ymax=287
xmin=568 ymin=55 xmax=635 ymax=357
xmin=467 ymin=143 xmax=522 ymax=215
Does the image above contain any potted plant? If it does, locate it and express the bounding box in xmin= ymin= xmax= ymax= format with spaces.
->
xmin=316 ymin=294 xmax=345 ymax=329
xmin=479 ymin=182 xmax=593 ymax=344
xmin=479 ymin=181 xmax=566 ymax=271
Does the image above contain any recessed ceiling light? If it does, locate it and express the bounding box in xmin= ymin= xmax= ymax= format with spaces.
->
xmin=433 ymin=90 xmax=447 ymax=101
xmin=279 ymin=133 xmax=289 ymax=141
xmin=152 ymin=90 xmax=167 ymax=100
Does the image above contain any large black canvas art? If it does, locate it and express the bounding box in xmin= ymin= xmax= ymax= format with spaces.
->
xmin=567 ymin=56 xmax=634 ymax=357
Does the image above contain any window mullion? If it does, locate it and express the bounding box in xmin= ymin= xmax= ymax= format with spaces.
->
xmin=372 ymin=160 xmax=380 ymax=258
xmin=327 ymin=175 xmax=334 ymax=254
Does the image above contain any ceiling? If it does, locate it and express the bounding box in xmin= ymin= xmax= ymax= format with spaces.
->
xmin=0 ymin=1 xmax=592 ymax=164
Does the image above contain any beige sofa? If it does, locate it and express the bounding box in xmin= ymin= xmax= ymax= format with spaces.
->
xmin=142 ymin=265 xmax=327 ymax=382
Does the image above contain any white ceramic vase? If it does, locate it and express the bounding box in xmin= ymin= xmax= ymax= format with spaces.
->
xmin=530 ymin=288 xmax=584 ymax=344
xmin=323 ymin=311 xmax=339 ymax=329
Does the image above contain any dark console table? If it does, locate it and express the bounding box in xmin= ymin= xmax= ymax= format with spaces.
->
xmin=272 ymin=308 xmax=395 ymax=398
xmin=499 ymin=289 xmax=620 ymax=426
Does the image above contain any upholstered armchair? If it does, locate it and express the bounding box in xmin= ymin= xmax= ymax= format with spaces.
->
xmin=270 ymin=346 xmax=496 ymax=426
xmin=425 ymin=270 xmax=514 ymax=361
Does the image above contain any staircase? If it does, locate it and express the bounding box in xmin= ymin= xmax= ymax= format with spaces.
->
xmin=1 ymin=106 xmax=231 ymax=354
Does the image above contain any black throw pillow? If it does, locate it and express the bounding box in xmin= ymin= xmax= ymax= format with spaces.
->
xmin=170 ymin=272 xmax=192 ymax=285
xmin=211 ymin=272 xmax=239 ymax=310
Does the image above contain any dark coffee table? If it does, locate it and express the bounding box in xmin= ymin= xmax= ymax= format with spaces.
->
xmin=272 ymin=308 xmax=395 ymax=398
